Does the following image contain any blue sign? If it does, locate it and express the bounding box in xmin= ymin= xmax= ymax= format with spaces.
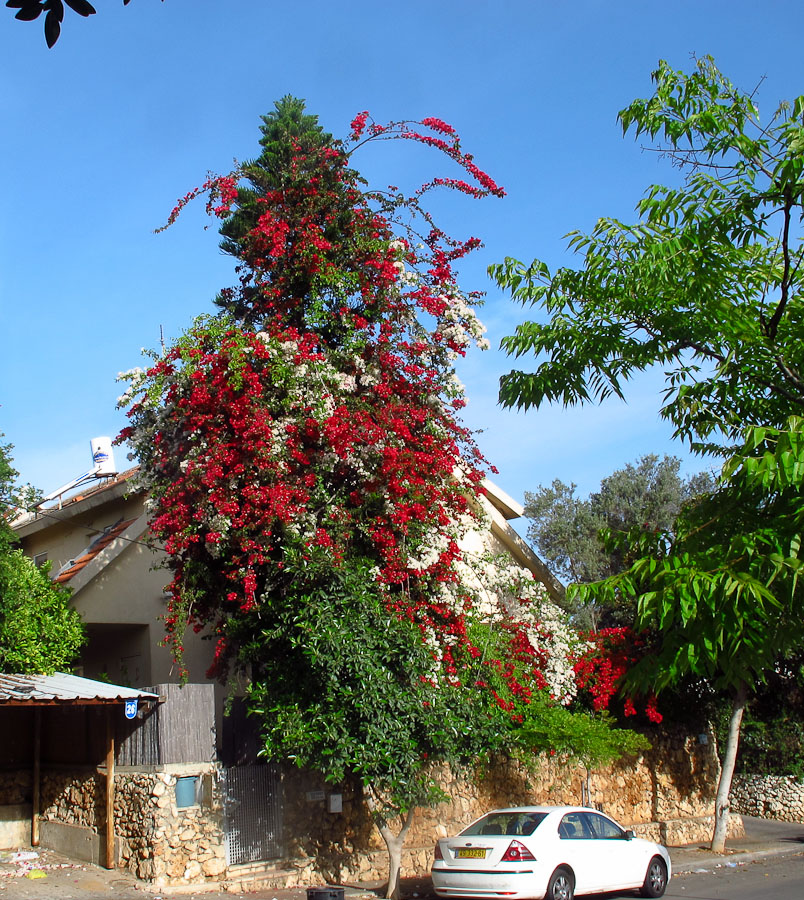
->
xmin=124 ymin=699 xmax=138 ymax=720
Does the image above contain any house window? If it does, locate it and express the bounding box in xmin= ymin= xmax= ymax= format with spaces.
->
xmin=33 ymin=552 xmax=48 ymax=568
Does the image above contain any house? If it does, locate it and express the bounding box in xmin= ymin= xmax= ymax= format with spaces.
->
xmin=8 ymin=458 xmax=736 ymax=889
xmin=12 ymin=461 xmax=562 ymax=710
xmin=13 ymin=468 xmax=216 ymax=689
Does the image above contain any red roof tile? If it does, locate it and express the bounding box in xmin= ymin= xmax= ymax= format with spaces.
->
xmin=54 ymin=518 xmax=139 ymax=583
xmin=55 ymin=466 xmax=140 ymax=508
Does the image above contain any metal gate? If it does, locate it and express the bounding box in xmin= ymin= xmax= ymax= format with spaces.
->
xmin=221 ymin=764 xmax=283 ymax=865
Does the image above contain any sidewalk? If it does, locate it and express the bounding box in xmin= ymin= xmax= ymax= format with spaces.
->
xmin=1 ymin=816 xmax=801 ymax=899
xmin=668 ymin=814 xmax=804 ymax=874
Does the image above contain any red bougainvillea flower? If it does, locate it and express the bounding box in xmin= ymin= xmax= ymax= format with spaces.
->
xmin=118 ymin=105 xmax=583 ymax=715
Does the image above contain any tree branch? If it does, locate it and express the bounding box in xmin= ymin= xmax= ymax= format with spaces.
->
xmin=765 ymin=187 xmax=793 ymax=340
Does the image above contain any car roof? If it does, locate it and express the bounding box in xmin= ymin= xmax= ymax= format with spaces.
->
xmin=481 ymin=806 xmax=595 ymax=814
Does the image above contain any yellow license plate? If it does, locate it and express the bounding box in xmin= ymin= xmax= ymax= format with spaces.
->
xmin=456 ymin=848 xmax=486 ymax=859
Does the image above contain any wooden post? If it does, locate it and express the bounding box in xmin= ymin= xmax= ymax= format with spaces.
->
xmin=31 ymin=708 xmax=41 ymax=846
xmin=105 ymin=708 xmax=115 ymax=869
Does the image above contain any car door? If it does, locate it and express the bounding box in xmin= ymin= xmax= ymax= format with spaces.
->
xmin=556 ymin=812 xmax=597 ymax=894
xmin=579 ymin=812 xmax=646 ymax=891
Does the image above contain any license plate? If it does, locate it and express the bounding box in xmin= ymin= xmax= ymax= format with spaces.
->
xmin=456 ymin=848 xmax=486 ymax=859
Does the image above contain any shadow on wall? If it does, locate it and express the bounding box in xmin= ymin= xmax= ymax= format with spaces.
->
xmin=281 ymin=770 xmax=376 ymax=883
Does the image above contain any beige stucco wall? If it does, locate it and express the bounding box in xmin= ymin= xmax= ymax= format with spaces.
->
xmin=70 ymin=540 xmax=215 ymax=686
xmin=19 ymin=489 xmax=141 ymax=572
xmin=16 ymin=485 xmax=216 ymax=689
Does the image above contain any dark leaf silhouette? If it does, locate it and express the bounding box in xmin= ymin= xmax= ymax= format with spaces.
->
xmin=10 ymin=1 xmax=43 ymax=23
xmin=44 ymin=6 xmax=61 ymax=47
xmin=8 ymin=0 xmax=160 ymax=46
xmin=64 ymin=0 xmax=96 ymax=17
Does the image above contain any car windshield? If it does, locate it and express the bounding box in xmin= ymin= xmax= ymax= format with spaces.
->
xmin=461 ymin=812 xmax=548 ymax=837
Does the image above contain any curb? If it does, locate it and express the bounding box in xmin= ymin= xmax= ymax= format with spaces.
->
xmin=672 ymin=843 xmax=804 ymax=874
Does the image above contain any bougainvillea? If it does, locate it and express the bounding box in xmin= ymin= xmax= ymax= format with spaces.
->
xmin=573 ymin=627 xmax=663 ymax=723
xmin=457 ymin=548 xmax=585 ymax=704
xmin=118 ymin=98 xmax=646 ymax=898
xmin=119 ymin=98 xmax=541 ymax=694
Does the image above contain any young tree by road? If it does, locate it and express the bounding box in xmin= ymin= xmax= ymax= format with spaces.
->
xmin=492 ymin=58 xmax=804 ymax=852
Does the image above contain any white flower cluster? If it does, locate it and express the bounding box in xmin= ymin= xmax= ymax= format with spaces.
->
xmin=389 ymin=240 xmax=420 ymax=289
xmin=116 ymin=366 xmax=146 ymax=407
xmin=464 ymin=551 xmax=583 ymax=705
xmin=335 ymin=372 xmax=358 ymax=393
xmin=433 ymin=291 xmax=490 ymax=355
xmin=406 ymin=529 xmax=454 ymax=572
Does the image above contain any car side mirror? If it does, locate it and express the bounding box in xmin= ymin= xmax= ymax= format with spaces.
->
xmin=624 ymin=829 xmax=635 ymax=841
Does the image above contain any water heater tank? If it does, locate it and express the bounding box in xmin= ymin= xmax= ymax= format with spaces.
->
xmin=90 ymin=437 xmax=117 ymax=477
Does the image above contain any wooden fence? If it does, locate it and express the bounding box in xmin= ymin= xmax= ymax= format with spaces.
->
xmin=117 ymin=683 xmax=216 ymax=766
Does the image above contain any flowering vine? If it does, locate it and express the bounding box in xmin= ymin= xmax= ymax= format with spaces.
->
xmin=573 ymin=627 xmax=663 ymax=723
xmin=119 ymin=97 xmax=581 ymax=717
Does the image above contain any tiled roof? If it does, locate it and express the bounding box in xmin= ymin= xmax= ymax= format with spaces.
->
xmin=54 ymin=517 xmax=139 ymax=583
xmin=0 ymin=672 xmax=158 ymax=705
xmin=54 ymin=466 xmax=140 ymax=508
xmin=10 ymin=467 xmax=142 ymax=535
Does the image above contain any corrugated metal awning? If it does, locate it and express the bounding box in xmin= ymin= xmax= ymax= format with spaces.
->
xmin=0 ymin=672 xmax=159 ymax=706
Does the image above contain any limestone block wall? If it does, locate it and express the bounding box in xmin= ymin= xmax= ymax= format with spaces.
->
xmin=0 ymin=728 xmax=747 ymax=889
xmin=0 ymin=771 xmax=31 ymax=806
xmin=36 ymin=766 xmax=225 ymax=889
xmin=280 ymin=730 xmax=743 ymax=884
xmin=731 ymin=774 xmax=804 ymax=823
xmin=40 ymin=770 xmax=101 ymax=829
xmin=113 ymin=770 xmax=226 ymax=886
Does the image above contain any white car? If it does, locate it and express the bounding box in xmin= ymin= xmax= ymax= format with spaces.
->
xmin=431 ymin=806 xmax=671 ymax=900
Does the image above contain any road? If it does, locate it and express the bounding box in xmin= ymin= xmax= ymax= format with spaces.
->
xmin=594 ymin=852 xmax=804 ymax=900
xmin=664 ymin=853 xmax=804 ymax=899
xmin=1 ymin=845 xmax=802 ymax=900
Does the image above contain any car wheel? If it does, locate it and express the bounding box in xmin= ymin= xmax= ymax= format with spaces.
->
xmin=641 ymin=856 xmax=668 ymax=898
xmin=546 ymin=866 xmax=574 ymax=900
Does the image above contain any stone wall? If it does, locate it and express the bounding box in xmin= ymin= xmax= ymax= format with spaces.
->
xmin=113 ymin=769 xmax=226 ymax=886
xmin=41 ymin=769 xmax=101 ymax=830
xmin=0 ymin=770 xmax=31 ymax=807
xmin=35 ymin=765 xmax=225 ymax=889
xmin=279 ymin=730 xmax=744 ymax=885
xmin=731 ymin=774 xmax=804 ymax=823
xmin=0 ymin=729 xmax=746 ymax=889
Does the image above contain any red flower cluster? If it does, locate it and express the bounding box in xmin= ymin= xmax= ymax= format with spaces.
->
xmin=573 ymin=628 xmax=663 ymax=723
xmin=122 ymin=109 xmax=577 ymax=710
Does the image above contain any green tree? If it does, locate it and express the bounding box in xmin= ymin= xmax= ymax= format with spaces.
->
xmin=581 ymin=418 xmax=804 ymax=851
xmin=492 ymin=57 xmax=804 ymax=452
xmin=492 ymin=58 xmax=804 ymax=852
xmin=244 ymin=560 xmax=504 ymax=897
xmin=215 ymin=96 xmax=341 ymax=327
xmin=0 ymin=436 xmax=85 ymax=673
xmin=525 ymin=455 xmax=713 ymax=628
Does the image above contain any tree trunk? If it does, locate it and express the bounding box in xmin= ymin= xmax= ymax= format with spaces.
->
xmin=364 ymin=788 xmax=417 ymax=900
xmin=384 ymin=829 xmax=405 ymax=900
xmin=710 ymin=682 xmax=748 ymax=853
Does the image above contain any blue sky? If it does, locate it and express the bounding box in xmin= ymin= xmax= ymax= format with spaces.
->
xmin=2 ymin=0 xmax=803 ymax=520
